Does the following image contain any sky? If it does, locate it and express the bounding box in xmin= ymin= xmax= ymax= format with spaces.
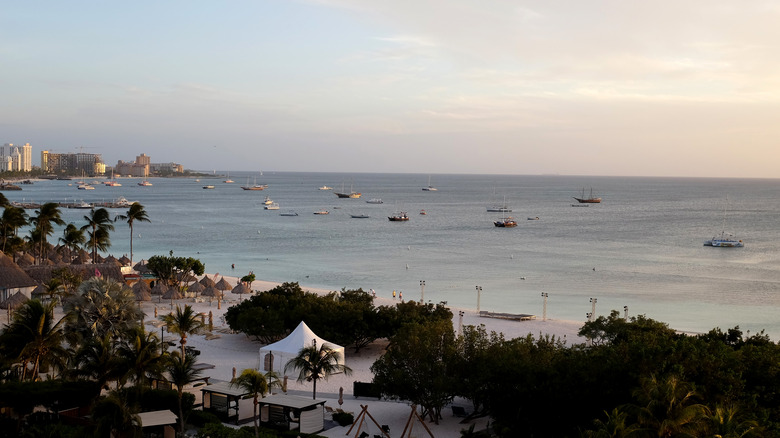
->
xmin=2 ymin=1 xmax=779 ymax=178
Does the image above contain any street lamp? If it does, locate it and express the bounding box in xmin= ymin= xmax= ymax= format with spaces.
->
xmin=541 ymin=292 xmax=548 ymax=321
xmin=419 ymin=280 xmax=425 ymax=304
xmin=589 ymin=297 xmax=597 ymax=321
xmin=624 ymin=305 xmax=628 ymax=320
xmin=475 ymin=286 xmax=482 ymax=312
xmin=458 ymin=311 xmax=465 ymax=336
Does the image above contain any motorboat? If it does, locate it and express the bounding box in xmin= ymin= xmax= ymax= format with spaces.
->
xmin=366 ymin=198 xmax=383 ymax=204
xmin=388 ymin=212 xmax=410 ymax=221
xmin=262 ymin=196 xmax=274 ymax=205
xmin=264 ymin=203 xmax=280 ymax=210
xmin=77 ymin=184 xmax=95 ymax=190
xmin=203 ymin=185 xmax=215 ymax=189
xmin=313 ymin=210 xmax=329 ymax=215
xmin=420 ymin=210 xmax=427 ymax=215
xmin=318 ymin=185 xmax=332 ymax=190
xmin=528 ymin=217 xmax=540 ymax=220
xmin=573 ymin=187 xmax=601 ymax=203
xmin=74 ymin=201 xmax=94 ymax=209
xmin=138 ymin=180 xmax=153 ymax=186
xmin=280 ymin=211 xmax=298 ymax=216
xmin=105 ymin=170 xmax=121 ymax=186
xmin=351 ymin=214 xmax=370 ymax=219
xmin=494 ymin=217 xmax=518 ymax=227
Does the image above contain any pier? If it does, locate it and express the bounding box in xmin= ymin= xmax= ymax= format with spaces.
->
xmin=479 ymin=310 xmax=537 ymax=321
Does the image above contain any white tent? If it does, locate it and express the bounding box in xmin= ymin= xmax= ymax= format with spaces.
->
xmin=258 ymin=321 xmax=346 ymax=377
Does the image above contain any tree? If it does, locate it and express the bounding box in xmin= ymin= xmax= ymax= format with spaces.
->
xmin=92 ymin=390 xmax=142 ymax=438
xmin=58 ymin=223 xmax=86 ymax=257
xmin=30 ymin=202 xmax=65 ymax=263
xmin=64 ymin=277 xmax=143 ymax=342
xmin=584 ymin=408 xmax=641 ymax=438
xmin=147 ymin=252 xmax=205 ymax=291
xmin=632 ymin=374 xmax=709 ymax=438
xmin=117 ymin=326 xmax=166 ymax=388
xmin=115 ymin=202 xmax=150 ymax=265
xmin=0 ymin=205 xmax=28 ymax=254
xmin=160 ymin=304 xmax=206 ymax=357
xmin=285 ymin=343 xmax=352 ymax=399
xmin=371 ymin=319 xmax=457 ymax=424
xmin=165 ymin=351 xmax=203 ymax=437
xmin=80 ymin=207 xmax=114 ymax=262
xmin=0 ymin=299 xmax=69 ymax=381
xmin=71 ymin=335 xmax=126 ymax=394
xmin=231 ymin=369 xmax=274 ymax=438
xmin=240 ymin=272 xmax=255 ymax=290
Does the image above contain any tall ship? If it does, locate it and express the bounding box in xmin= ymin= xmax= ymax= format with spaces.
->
xmin=241 ymin=177 xmax=268 ymax=191
xmin=334 ymin=183 xmax=361 ymax=198
xmin=573 ymin=188 xmax=601 ymax=203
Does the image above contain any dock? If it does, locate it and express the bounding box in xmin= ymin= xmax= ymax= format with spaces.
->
xmin=479 ymin=310 xmax=536 ymax=321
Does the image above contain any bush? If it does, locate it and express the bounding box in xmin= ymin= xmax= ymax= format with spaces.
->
xmin=187 ymin=409 xmax=222 ymax=427
xmin=196 ymin=423 xmax=254 ymax=438
xmin=332 ymin=411 xmax=354 ymax=426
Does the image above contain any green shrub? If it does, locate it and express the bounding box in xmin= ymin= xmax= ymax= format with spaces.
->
xmin=331 ymin=411 xmax=354 ymax=426
xmin=188 ymin=409 xmax=222 ymax=427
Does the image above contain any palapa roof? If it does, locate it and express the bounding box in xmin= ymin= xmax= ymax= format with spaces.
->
xmin=187 ymin=282 xmax=205 ymax=293
xmin=24 ymin=263 xmax=126 ymax=285
xmin=199 ymin=275 xmax=216 ymax=288
xmin=135 ymin=289 xmax=152 ymax=301
xmin=31 ymin=284 xmax=48 ymax=298
xmin=16 ymin=253 xmax=35 ymax=267
xmin=133 ymin=260 xmax=150 ymax=273
xmin=118 ymin=255 xmax=131 ymax=266
xmin=150 ymin=282 xmax=169 ymax=295
xmin=200 ymin=285 xmax=221 ymax=298
xmin=0 ymin=252 xmax=37 ymax=289
xmin=162 ymin=288 xmax=183 ymax=300
xmin=214 ymin=277 xmax=232 ymax=291
xmin=0 ymin=291 xmax=29 ymax=309
xmin=133 ymin=280 xmax=152 ymax=294
xmin=104 ymin=255 xmax=121 ymax=267
xmin=231 ymin=283 xmax=250 ymax=295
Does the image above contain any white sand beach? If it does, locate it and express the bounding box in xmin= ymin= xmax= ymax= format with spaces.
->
xmin=141 ymin=275 xmax=587 ymax=437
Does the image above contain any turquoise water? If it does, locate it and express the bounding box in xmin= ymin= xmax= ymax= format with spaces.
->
xmin=11 ymin=173 xmax=780 ymax=338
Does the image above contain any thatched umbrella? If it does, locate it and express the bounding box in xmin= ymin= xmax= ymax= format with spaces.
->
xmin=118 ymin=255 xmax=131 ymax=266
xmin=133 ymin=281 xmax=152 ymax=303
xmin=215 ymin=277 xmax=232 ymax=292
xmin=1 ymin=291 xmax=29 ymax=320
xmin=162 ymin=288 xmax=183 ymax=310
xmin=201 ymin=285 xmax=221 ymax=307
xmin=17 ymin=253 xmax=35 ymax=267
xmin=72 ymin=252 xmax=90 ymax=265
xmin=104 ymin=255 xmax=121 ymax=267
xmin=151 ymin=282 xmax=169 ymax=303
xmin=133 ymin=260 xmax=150 ymax=274
xmin=187 ymin=281 xmax=205 ymax=298
xmin=199 ymin=275 xmax=216 ymax=288
xmin=231 ymin=282 xmax=250 ymax=301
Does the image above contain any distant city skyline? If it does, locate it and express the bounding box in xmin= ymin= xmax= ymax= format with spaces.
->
xmin=3 ymin=1 xmax=779 ymax=178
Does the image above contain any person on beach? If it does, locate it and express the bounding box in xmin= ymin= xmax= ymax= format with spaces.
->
xmin=399 ymin=291 xmax=403 ymax=301
xmin=392 ymin=290 xmax=396 ymax=299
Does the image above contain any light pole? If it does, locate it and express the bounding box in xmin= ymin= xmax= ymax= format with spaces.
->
xmin=458 ymin=311 xmax=465 ymax=336
xmin=589 ymin=297 xmax=597 ymax=322
xmin=541 ymin=292 xmax=548 ymax=321
xmin=475 ymin=286 xmax=482 ymax=312
xmin=624 ymin=305 xmax=628 ymax=320
xmin=420 ymin=280 xmax=425 ymax=304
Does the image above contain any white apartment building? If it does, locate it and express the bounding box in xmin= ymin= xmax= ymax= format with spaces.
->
xmin=1 ymin=143 xmax=33 ymax=172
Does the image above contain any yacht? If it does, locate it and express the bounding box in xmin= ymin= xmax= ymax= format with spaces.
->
xmin=264 ymin=202 xmax=280 ymax=210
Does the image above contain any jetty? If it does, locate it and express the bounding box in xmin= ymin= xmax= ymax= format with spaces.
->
xmin=479 ymin=310 xmax=537 ymax=321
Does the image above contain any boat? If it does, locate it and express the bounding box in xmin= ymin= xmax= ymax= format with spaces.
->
xmin=138 ymin=167 xmax=153 ymax=186
xmin=203 ymin=185 xmax=215 ymax=189
xmin=105 ymin=170 xmax=122 ymax=186
xmin=262 ymin=196 xmax=273 ymax=205
xmin=313 ymin=210 xmax=329 ymax=215
xmin=573 ymin=187 xmax=601 ymax=203
xmin=264 ymin=203 xmax=280 ymax=210
xmin=494 ymin=216 xmax=518 ymax=227
xmin=241 ymin=177 xmax=267 ymax=190
xmin=422 ymin=175 xmax=438 ymax=191
xmin=486 ymin=195 xmax=511 ymax=212
xmin=388 ymin=212 xmax=410 ymax=221
xmin=704 ymin=232 xmax=744 ymax=248
xmin=335 ymin=183 xmax=361 ymax=198
xmin=223 ymin=172 xmax=234 ymax=183
xmin=366 ymin=198 xmax=383 ymax=204
xmin=420 ymin=209 xmax=427 ymax=215
xmin=318 ymin=185 xmax=332 ymax=190
xmin=0 ymin=182 xmax=22 ymax=191
xmin=704 ymin=200 xmax=744 ymax=248
xmin=74 ymin=201 xmax=94 ymax=209
xmin=280 ymin=211 xmax=298 ymax=216
xmin=350 ymin=214 xmax=370 ymax=219
xmin=571 ymin=204 xmax=589 ymax=207
xmin=77 ymin=184 xmax=95 ymax=190
xmin=528 ymin=217 xmax=540 ymax=220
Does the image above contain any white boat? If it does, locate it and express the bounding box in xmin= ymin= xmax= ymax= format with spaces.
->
xmin=264 ymin=203 xmax=280 ymax=210
xmin=223 ymin=172 xmax=234 ymax=183
xmin=366 ymin=198 xmax=383 ymax=204
xmin=74 ymin=200 xmax=93 ymax=209
xmin=202 ymin=185 xmax=215 ymax=189
xmin=138 ymin=167 xmax=153 ymax=186
xmin=422 ymin=175 xmax=438 ymax=191
xmin=704 ymin=200 xmax=744 ymax=248
xmin=318 ymin=185 xmax=332 ymax=190
xmin=313 ymin=210 xmax=329 ymax=215
xmin=487 ymin=195 xmax=511 ymax=212
xmin=77 ymin=184 xmax=95 ymax=190
xmin=262 ymin=196 xmax=273 ymax=205
xmin=105 ymin=170 xmax=122 ymax=186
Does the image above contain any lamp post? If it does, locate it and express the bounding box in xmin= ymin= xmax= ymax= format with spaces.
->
xmin=419 ymin=280 xmax=425 ymax=304
xmin=475 ymin=286 xmax=482 ymax=312
xmin=458 ymin=311 xmax=465 ymax=336
xmin=541 ymin=292 xmax=548 ymax=321
xmin=624 ymin=305 xmax=628 ymax=320
xmin=589 ymin=297 xmax=597 ymax=322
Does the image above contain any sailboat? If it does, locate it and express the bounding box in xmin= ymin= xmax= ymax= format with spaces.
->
xmin=241 ymin=176 xmax=268 ymax=191
xmin=334 ymin=183 xmax=361 ymax=198
xmin=573 ymin=187 xmax=601 ymax=203
xmin=105 ymin=169 xmax=122 ymax=186
xmin=487 ymin=195 xmax=512 ymax=212
xmin=137 ymin=167 xmax=153 ymax=186
xmin=704 ymin=199 xmax=744 ymax=247
xmin=422 ymin=175 xmax=437 ymax=191
xmin=223 ymin=172 xmax=234 ymax=184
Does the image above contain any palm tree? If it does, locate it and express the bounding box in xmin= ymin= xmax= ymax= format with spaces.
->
xmin=115 ymin=202 xmax=150 ymax=266
xmin=632 ymin=374 xmax=709 ymax=438
xmin=31 ymin=202 xmax=65 ymax=263
xmin=0 ymin=205 xmax=28 ymax=254
xmin=285 ymin=344 xmax=352 ymax=399
xmin=586 ymin=408 xmax=641 ymax=438
xmin=0 ymin=299 xmax=69 ymax=381
xmin=71 ymin=334 xmax=126 ymax=393
xmin=58 ymin=223 xmax=86 ymax=259
xmin=706 ymin=403 xmax=760 ymax=438
xmin=117 ymin=326 xmax=165 ymax=388
xmin=165 ymin=351 xmax=203 ymax=438
xmin=64 ymin=277 xmax=143 ymax=342
xmin=92 ymin=390 xmax=141 ymax=438
xmin=80 ymin=207 xmax=114 ymax=262
xmin=231 ymin=369 xmax=280 ymax=438
xmin=160 ymin=304 xmax=206 ymax=357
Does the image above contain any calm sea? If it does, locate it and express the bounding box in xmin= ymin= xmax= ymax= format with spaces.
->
xmin=10 ymin=173 xmax=780 ymax=338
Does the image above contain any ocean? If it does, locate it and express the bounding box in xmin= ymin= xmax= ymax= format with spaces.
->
xmin=10 ymin=173 xmax=780 ymax=339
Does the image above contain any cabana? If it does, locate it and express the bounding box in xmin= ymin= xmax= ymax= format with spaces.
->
xmin=138 ymin=410 xmax=178 ymax=438
xmin=258 ymin=321 xmax=345 ymax=376
xmin=258 ymin=393 xmax=326 ymax=433
xmin=200 ymin=380 xmax=254 ymax=424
